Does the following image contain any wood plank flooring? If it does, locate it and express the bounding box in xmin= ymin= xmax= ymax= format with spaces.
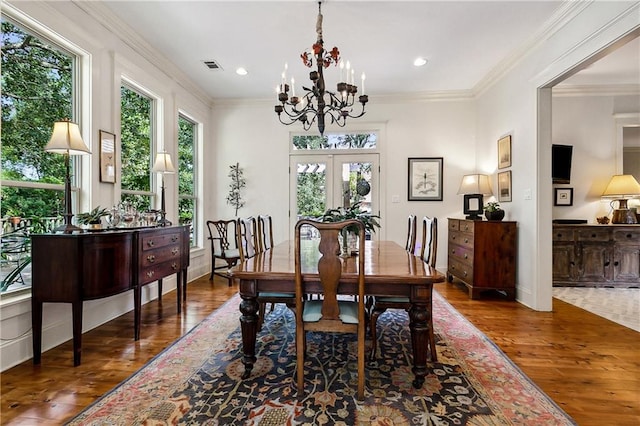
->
xmin=1 ymin=276 xmax=638 ymax=425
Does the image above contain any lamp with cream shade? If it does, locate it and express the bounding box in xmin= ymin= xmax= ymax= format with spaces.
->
xmin=44 ymin=119 xmax=91 ymax=233
xmin=457 ymin=174 xmax=493 ymax=220
xmin=152 ymin=151 xmax=176 ymax=227
xmin=602 ymin=174 xmax=640 ymax=224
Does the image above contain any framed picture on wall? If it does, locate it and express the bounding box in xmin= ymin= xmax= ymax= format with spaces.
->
xmin=408 ymin=157 xmax=443 ymax=201
xmin=554 ymin=188 xmax=573 ymax=206
xmin=498 ymin=135 xmax=512 ymax=169
xmin=99 ymin=130 xmax=116 ymax=183
xmin=497 ymin=170 xmax=512 ymax=202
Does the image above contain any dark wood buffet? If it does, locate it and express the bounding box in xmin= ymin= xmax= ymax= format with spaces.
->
xmin=552 ymin=224 xmax=640 ymax=287
xmin=31 ymin=225 xmax=190 ymax=366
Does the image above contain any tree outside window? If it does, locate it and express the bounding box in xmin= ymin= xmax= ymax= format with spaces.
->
xmin=120 ymin=85 xmax=154 ymax=212
xmin=178 ymin=115 xmax=197 ymax=246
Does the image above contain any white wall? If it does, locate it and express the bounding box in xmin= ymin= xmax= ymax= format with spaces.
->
xmin=211 ymin=97 xmax=477 ymax=270
xmin=475 ymin=1 xmax=640 ymax=310
xmin=552 ymin=94 xmax=640 ymax=222
xmin=1 ymin=1 xmax=212 ymax=371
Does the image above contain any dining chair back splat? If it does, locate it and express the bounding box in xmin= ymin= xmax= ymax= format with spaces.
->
xmin=370 ymin=216 xmax=438 ymax=363
xmin=405 ymin=215 xmax=417 ymax=255
xmin=257 ymin=215 xmax=274 ymax=253
xmin=238 ymin=216 xmax=259 ymax=261
xmin=206 ymin=219 xmax=241 ymax=286
xmin=295 ymin=218 xmax=366 ymax=401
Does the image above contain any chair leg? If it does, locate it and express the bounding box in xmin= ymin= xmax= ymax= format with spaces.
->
xmin=296 ymin=328 xmax=305 ymax=396
xmin=368 ymin=307 xmax=385 ymax=362
xmin=257 ymin=302 xmax=266 ymax=330
xmin=428 ymin=317 xmax=437 ymax=362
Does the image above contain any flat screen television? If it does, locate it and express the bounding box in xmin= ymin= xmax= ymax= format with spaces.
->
xmin=552 ymin=144 xmax=573 ymax=184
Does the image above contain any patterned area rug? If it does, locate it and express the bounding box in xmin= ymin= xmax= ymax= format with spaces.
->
xmin=68 ymin=292 xmax=575 ymax=425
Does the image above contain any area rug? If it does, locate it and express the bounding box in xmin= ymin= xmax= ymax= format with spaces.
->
xmin=553 ymin=287 xmax=640 ymax=332
xmin=67 ymin=292 xmax=575 ymax=425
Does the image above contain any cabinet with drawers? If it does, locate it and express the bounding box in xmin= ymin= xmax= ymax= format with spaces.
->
xmin=447 ymin=218 xmax=517 ymax=300
xmin=552 ymin=224 xmax=640 ymax=287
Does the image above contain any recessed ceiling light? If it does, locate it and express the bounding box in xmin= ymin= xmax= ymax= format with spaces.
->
xmin=236 ymin=67 xmax=248 ymax=76
xmin=414 ymin=57 xmax=428 ymax=67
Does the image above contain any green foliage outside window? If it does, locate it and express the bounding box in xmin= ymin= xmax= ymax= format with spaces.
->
xmin=120 ymin=86 xmax=153 ymax=212
xmin=1 ymin=18 xmax=73 ymax=219
xmin=178 ymin=116 xmax=195 ymax=226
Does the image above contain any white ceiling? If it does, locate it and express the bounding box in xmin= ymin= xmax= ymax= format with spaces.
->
xmin=96 ymin=1 xmax=639 ymax=101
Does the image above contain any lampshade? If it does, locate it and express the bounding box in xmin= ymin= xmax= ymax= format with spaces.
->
xmin=457 ymin=174 xmax=493 ymax=195
xmin=152 ymin=152 xmax=176 ymax=173
xmin=601 ymin=174 xmax=640 ymax=198
xmin=44 ymin=120 xmax=91 ymax=155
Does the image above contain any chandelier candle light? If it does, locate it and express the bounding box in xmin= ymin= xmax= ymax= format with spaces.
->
xmin=274 ymin=1 xmax=368 ymax=136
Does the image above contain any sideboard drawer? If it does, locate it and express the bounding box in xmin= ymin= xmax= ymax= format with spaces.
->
xmin=449 ymin=243 xmax=474 ymax=265
xmin=576 ymin=228 xmax=611 ymax=242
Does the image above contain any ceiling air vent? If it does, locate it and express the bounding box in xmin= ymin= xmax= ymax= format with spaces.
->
xmin=203 ymin=60 xmax=223 ymax=70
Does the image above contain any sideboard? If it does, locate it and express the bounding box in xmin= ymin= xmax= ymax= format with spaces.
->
xmin=31 ymin=225 xmax=190 ymax=366
xmin=446 ymin=218 xmax=517 ymax=300
xmin=552 ymin=224 xmax=640 ymax=287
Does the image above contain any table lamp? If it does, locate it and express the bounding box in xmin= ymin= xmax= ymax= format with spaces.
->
xmin=457 ymin=174 xmax=492 ymax=220
xmin=44 ymin=119 xmax=91 ymax=233
xmin=602 ymin=174 xmax=640 ymax=224
xmin=152 ymin=151 xmax=176 ymax=226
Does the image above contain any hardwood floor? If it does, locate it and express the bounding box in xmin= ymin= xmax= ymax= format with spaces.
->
xmin=1 ymin=276 xmax=638 ymax=425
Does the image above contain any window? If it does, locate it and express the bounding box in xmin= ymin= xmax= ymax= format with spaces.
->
xmin=1 ymin=16 xmax=79 ymax=294
xmin=292 ymin=133 xmax=377 ymax=150
xmin=178 ymin=114 xmax=199 ymax=246
xmin=120 ymin=84 xmax=155 ymax=212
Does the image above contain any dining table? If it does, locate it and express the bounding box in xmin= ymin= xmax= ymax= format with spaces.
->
xmin=230 ymin=239 xmax=446 ymax=389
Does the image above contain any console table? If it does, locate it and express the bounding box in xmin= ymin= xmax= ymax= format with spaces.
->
xmin=552 ymin=224 xmax=640 ymax=287
xmin=31 ymin=225 xmax=190 ymax=366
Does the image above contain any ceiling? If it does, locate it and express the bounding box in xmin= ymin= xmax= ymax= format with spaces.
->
xmin=95 ymin=1 xmax=639 ymax=101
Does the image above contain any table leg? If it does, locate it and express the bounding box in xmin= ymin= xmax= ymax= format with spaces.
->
xmin=409 ymin=301 xmax=429 ymax=388
xmin=239 ymin=290 xmax=259 ymax=379
xmin=31 ymin=300 xmax=43 ymax=365
xmin=176 ymin=272 xmax=182 ymax=314
xmin=134 ymin=287 xmax=141 ymax=341
xmin=72 ymin=301 xmax=83 ymax=366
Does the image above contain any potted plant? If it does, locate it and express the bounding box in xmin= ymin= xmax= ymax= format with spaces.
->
xmin=484 ymin=201 xmax=505 ymax=221
xmin=76 ymin=206 xmax=110 ymax=229
xmin=317 ymin=201 xmax=381 ymax=256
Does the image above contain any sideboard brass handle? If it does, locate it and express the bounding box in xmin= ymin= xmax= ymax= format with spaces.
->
xmin=172 ymin=248 xmax=179 ymax=255
xmin=171 ymin=236 xmax=178 ymax=242
xmin=147 ymin=240 xmax=155 ymax=247
xmin=146 ymin=270 xmax=155 ymax=278
xmin=147 ymin=255 xmax=156 ymax=263
xmin=171 ymin=262 xmax=178 ymax=270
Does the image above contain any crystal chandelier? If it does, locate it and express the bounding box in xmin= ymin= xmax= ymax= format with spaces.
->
xmin=274 ymin=1 xmax=368 ymax=136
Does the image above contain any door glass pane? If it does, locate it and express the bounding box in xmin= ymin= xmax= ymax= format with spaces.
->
xmin=296 ymin=162 xmax=326 ymax=219
xmin=339 ymin=161 xmax=373 ymax=213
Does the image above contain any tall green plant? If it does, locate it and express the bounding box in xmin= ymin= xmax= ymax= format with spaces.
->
xmin=226 ymin=163 xmax=246 ymax=216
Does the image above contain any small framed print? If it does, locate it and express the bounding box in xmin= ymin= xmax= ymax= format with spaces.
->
xmin=497 ymin=170 xmax=512 ymax=202
xmin=408 ymin=157 xmax=443 ymax=201
xmin=99 ymin=130 xmax=116 ymax=183
xmin=554 ymin=188 xmax=573 ymax=206
xmin=498 ymin=135 xmax=512 ymax=169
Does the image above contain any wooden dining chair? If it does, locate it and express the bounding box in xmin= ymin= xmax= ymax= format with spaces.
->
xmin=238 ymin=216 xmax=259 ymax=260
xmin=295 ymin=218 xmax=366 ymax=400
xmin=369 ymin=216 xmax=438 ymax=363
xmin=206 ymin=219 xmax=241 ymax=286
xmin=257 ymin=214 xmax=274 ymax=252
xmin=255 ymin=214 xmax=296 ymax=329
xmin=405 ymin=214 xmax=417 ymax=255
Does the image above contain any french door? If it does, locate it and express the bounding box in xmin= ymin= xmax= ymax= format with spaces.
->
xmin=289 ymin=153 xmax=379 ymax=238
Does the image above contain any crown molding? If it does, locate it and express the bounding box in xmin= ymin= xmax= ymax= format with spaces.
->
xmin=473 ymin=1 xmax=590 ymax=97
xmin=553 ymin=84 xmax=640 ymax=97
xmin=74 ymin=1 xmax=214 ymax=107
